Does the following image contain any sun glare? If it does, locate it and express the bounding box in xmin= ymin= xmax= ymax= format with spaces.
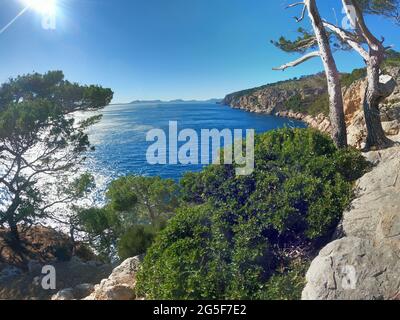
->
xmin=23 ymin=0 xmax=56 ymax=15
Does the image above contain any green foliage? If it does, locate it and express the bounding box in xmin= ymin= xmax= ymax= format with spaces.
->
xmin=118 ymin=225 xmax=158 ymax=260
xmin=260 ymin=260 xmax=309 ymax=300
xmin=384 ymin=49 xmax=400 ymax=68
xmin=0 ymin=71 xmax=113 ymax=113
xmin=136 ymin=204 xmax=234 ymax=300
xmin=106 ymin=176 xmax=179 ymax=224
xmin=78 ymin=207 xmax=121 ymax=260
xmin=0 ymin=71 xmax=113 ymax=239
xmin=308 ymin=93 xmax=329 ymax=116
xmin=341 ymin=68 xmax=367 ymax=87
xmin=136 ymin=129 xmax=369 ymax=300
xmin=283 ymin=92 xmax=329 ymax=116
xmin=76 ymin=176 xmax=179 ymax=261
xmin=355 ymin=0 xmax=400 ymax=25
xmin=66 ymin=173 xmax=96 ymax=198
xmin=284 ymin=94 xmax=303 ymax=112
xmin=271 ymin=28 xmax=317 ymax=54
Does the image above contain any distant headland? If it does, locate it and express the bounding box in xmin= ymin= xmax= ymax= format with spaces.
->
xmin=111 ymin=98 xmax=222 ymax=105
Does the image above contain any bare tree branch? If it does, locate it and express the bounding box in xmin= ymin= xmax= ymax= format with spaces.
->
xmin=342 ymin=0 xmax=384 ymax=51
xmin=273 ymin=51 xmax=320 ymax=71
xmin=286 ymin=2 xmax=305 ymax=9
xmin=322 ymin=21 xmax=369 ymax=61
xmin=295 ymin=5 xmax=307 ymax=22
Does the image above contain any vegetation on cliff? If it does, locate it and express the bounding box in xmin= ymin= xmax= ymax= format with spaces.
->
xmin=222 ymin=50 xmax=400 ymax=120
xmin=136 ymin=128 xmax=369 ymax=299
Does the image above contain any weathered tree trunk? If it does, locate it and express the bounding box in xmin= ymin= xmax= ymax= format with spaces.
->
xmin=364 ymin=55 xmax=394 ymax=149
xmin=306 ymin=0 xmax=348 ymax=148
xmin=341 ymin=0 xmax=394 ymax=150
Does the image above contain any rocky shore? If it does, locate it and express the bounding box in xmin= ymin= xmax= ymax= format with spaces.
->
xmin=223 ymin=67 xmax=400 ymax=149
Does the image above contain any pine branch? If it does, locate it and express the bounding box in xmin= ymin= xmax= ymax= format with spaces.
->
xmin=273 ymin=51 xmax=320 ymax=71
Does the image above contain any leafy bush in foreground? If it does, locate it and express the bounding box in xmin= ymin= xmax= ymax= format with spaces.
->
xmin=136 ymin=128 xmax=369 ymax=300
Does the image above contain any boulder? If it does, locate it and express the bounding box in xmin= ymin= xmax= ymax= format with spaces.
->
xmin=73 ymin=283 xmax=95 ymax=299
xmin=302 ymin=237 xmax=400 ymax=300
xmin=51 ymin=288 xmax=75 ymax=301
xmin=83 ymin=256 xmax=143 ymax=300
xmin=51 ymin=283 xmax=96 ymax=300
xmin=382 ymin=120 xmax=400 ymax=136
xmin=379 ymin=74 xmax=397 ymax=98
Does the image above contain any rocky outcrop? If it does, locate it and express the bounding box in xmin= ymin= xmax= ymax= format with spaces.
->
xmin=222 ymin=73 xmax=327 ymax=115
xmin=0 ymin=226 xmax=112 ymax=300
xmin=275 ymin=111 xmax=332 ymax=134
xmin=0 ymin=255 xmax=112 ymax=300
xmin=51 ymin=283 xmax=96 ymax=300
xmin=302 ymin=138 xmax=400 ymax=300
xmin=223 ymin=67 xmax=400 ymax=149
xmin=83 ymin=256 xmax=142 ymax=300
xmin=340 ymin=68 xmax=400 ymax=148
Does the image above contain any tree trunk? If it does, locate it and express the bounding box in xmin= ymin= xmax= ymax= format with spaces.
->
xmin=341 ymin=0 xmax=393 ymax=150
xmin=306 ymin=0 xmax=348 ymax=148
xmin=363 ymin=55 xmax=394 ymax=150
xmin=8 ymin=221 xmax=21 ymax=247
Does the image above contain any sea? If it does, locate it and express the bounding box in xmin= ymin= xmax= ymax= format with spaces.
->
xmin=75 ymin=102 xmax=306 ymax=191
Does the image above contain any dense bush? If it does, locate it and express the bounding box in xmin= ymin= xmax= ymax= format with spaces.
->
xmin=118 ymin=225 xmax=158 ymax=260
xmin=77 ymin=176 xmax=179 ymax=261
xmin=260 ymin=260 xmax=309 ymax=300
xmin=136 ymin=128 xmax=369 ymax=299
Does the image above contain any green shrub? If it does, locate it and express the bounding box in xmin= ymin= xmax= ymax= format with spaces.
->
xmin=284 ymin=94 xmax=303 ymax=112
xmin=118 ymin=225 xmax=158 ymax=260
xmin=76 ymin=176 xmax=179 ymax=261
xmin=283 ymin=92 xmax=329 ymax=117
xmin=308 ymin=93 xmax=329 ymax=116
xmin=260 ymin=260 xmax=309 ymax=300
xmin=136 ymin=128 xmax=369 ymax=300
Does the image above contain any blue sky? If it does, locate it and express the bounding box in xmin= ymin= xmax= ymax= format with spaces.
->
xmin=0 ymin=0 xmax=398 ymax=103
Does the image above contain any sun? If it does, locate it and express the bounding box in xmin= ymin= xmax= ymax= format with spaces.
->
xmin=23 ymin=0 xmax=56 ymax=15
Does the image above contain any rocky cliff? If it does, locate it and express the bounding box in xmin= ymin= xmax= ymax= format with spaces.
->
xmin=223 ymin=73 xmax=328 ymax=115
xmin=302 ymin=135 xmax=400 ymax=300
xmin=223 ymin=67 xmax=400 ymax=149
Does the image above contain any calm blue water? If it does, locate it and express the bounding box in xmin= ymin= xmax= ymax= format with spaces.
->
xmin=81 ymin=102 xmax=306 ymax=184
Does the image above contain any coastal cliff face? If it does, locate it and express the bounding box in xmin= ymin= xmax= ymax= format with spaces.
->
xmin=223 ymin=67 xmax=400 ymax=149
xmin=223 ymin=73 xmax=328 ymax=115
xmin=302 ymin=138 xmax=400 ymax=300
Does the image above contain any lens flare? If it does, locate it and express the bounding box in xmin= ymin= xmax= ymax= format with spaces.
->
xmin=23 ymin=0 xmax=56 ymax=15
